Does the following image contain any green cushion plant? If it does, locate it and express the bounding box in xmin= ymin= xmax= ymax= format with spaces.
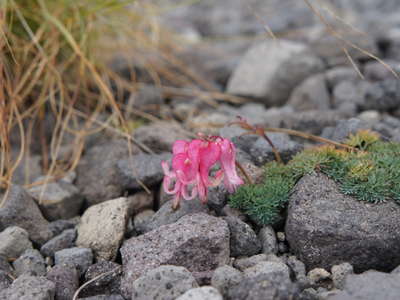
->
xmin=229 ymin=130 xmax=400 ymax=225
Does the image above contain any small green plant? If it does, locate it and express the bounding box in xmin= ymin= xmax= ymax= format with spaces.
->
xmin=229 ymin=130 xmax=400 ymax=225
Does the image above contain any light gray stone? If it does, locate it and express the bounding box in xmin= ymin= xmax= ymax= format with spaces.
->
xmin=13 ymin=249 xmax=46 ymax=277
xmin=331 ymin=263 xmax=354 ymax=290
xmin=0 ymin=226 xmax=33 ymax=260
xmin=243 ymin=261 xmax=290 ymax=281
xmin=211 ymin=265 xmax=244 ymax=296
xmin=77 ymin=197 xmax=129 ymax=261
xmin=0 ymin=274 xmax=56 ymax=300
xmin=233 ymin=254 xmax=267 ymax=271
xmin=258 ymin=226 xmax=278 ymax=255
xmin=131 ymin=265 xmax=198 ymax=300
xmin=54 ymin=247 xmax=93 ymax=276
xmin=176 ymin=286 xmax=223 ymax=300
xmin=307 ymin=268 xmax=331 ymax=285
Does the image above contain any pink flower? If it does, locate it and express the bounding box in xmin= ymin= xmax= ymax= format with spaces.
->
xmin=162 ymin=136 xmax=244 ymax=208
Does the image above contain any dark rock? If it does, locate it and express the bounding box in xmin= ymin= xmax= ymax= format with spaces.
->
xmin=0 ymin=185 xmax=53 ymax=245
xmin=81 ymin=261 xmax=122 ymax=297
xmin=46 ymin=265 xmax=79 ymax=300
xmin=325 ymin=67 xmax=359 ymax=90
xmin=285 ymin=173 xmax=400 ymax=272
xmin=288 ymin=74 xmax=331 ymax=111
xmin=127 ymin=191 xmax=154 ymax=215
xmin=133 ymin=209 xmax=155 ymax=231
xmin=258 ymin=226 xmax=278 ymax=255
xmin=0 ymin=271 xmax=12 ymax=290
xmin=136 ymin=199 xmax=209 ymax=234
xmin=327 ymin=271 xmax=400 ymax=300
xmin=54 ymin=247 xmax=93 ymax=276
xmin=249 ymin=133 xmax=303 ymax=166
xmin=117 ymin=153 xmax=171 ymax=190
xmin=40 ymin=229 xmax=76 ymax=258
xmin=0 ymin=256 xmax=13 ymax=274
xmin=76 ymin=139 xmax=137 ymax=205
xmin=13 ymin=249 xmax=46 ymax=277
xmin=223 ymin=216 xmax=261 ymax=257
xmin=361 ymin=79 xmax=400 ymax=111
xmin=211 ymin=265 xmax=244 ymax=297
xmin=332 ymin=81 xmax=365 ymax=110
xmin=226 ymin=272 xmax=299 ymax=300
xmin=133 ymin=121 xmax=189 ymax=153
xmin=323 ymin=118 xmax=370 ymax=142
xmin=221 ymin=205 xmax=248 ymax=222
xmin=287 ymin=256 xmax=308 ymax=287
xmin=48 ymin=219 xmax=76 ymax=236
xmin=0 ymin=226 xmax=33 ymax=260
xmin=0 ymin=274 xmax=56 ymax=300
xmin=79 ymin=295 xmax=124 ymax=300
xmin=28 ymin=179 xmax=83 ymax=221
xmin=227 ymin=40 xmax=324 ymax=106
xmin=130 ymin=265 xmax=198 ymax=300
xmin=120 ymin=213 xmax=230 ymax=298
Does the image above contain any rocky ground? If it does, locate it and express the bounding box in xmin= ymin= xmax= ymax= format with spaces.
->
xmin=2 ymin=1 xmax=400 ymax=299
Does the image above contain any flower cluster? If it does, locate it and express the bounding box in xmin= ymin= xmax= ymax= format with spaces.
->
xmin=161 ymin=136 xmax=244 ymax=208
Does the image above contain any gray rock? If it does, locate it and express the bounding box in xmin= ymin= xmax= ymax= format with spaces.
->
xmin=207 ymin=186 xmax=229 ymax=214
xmin=10 ymin=154 xmax=42 ymax=185
xmin=131 ymin=265 xmax=198 ymax=300
xmin=233 ymin=254 xmax=267 ymax=271
xmin=223 ymin=216 xmax=261 ymax=257
xmin=0 ymin=274 xmax=56 ymax=300
xmin=40 ymin=229 xmax=76 ymax=258
xmin=13 ymin=249 xmax=46 ymax=276
xmin=133 ymin=209 xmax=155 ymax=230
xmin=286 ymin=256 xmax=307 ymax=286
xmin=324 ymin=118 xmax=370 ymax=142
xmin=48 ymin=219 xmax=76 ymax=236
xmin=221 ymin=205 xmax=247 ymax=222
xmin=226 ymin=272 xmax=298 ymax=300
xmin=117 ymin=153 xmax=171 ymax=190
xmin=363 ymin=60 xmax=400 ymax=81
xmin=176 ymin=286 xmax=223 ymax=300
xmin=285 ymin=173 xmax=400 ymax=272
xmin=288 ymin=74 xmax=331 ymax=111
xmin=76 ymin=197 xmax=129 ymax=261
xmin=327 ymin=271 xmax=400 ymax=300
xmin=362 ymin=79 xmax=400 ymax=111
xmin=307 ymin=268 xmax=331 ymax=285
xmin=325 ymin=67 xmax=359 ymax=90
xmin=332 ymin=81 xmax=365 ymax=109
xmin=136 ymin=199 xmax=209 ymax=234
xmin=0 ymin=226 xmax=33 ymax=260
xmin=244 ymin=261 xmax=290 ymax=281
xmin=0 ymin=271 xmax=12 ymax=290
xmin=211 ymin=265 xmax=244 ymax=296
xmin=127 ymin=84 xmax=163 ymax=113
xmin=227 ymin=40 xmax=324 ymax=106
xmin=133 ymin=121 xmax=189 ymax=153
xmin=258 ymin=226 xmax=278 ymax=255
xmin=54 ymin=247 xmax=93 ymax=276
xmin=81 ymin=261 xmax=122 ymax=297
xmin=0 ymin=256 xmax=13 ymax=274
xmin=127 ymin=191 xmax=154 ymax=215
xmin=357 ymin=110 xmax=381 ymax=127
xmin=0 ymin=186 xmax=53 ymax=245
xmin=46 ymin=265 xmax=79 ymax=300
xmin=28 ymin=179 xmax=83 ymax=221
xmin=76 ymin=139 xmax=137 ymax=205
xmin=331 ymin=263 xmax=354 ymax=290
xmin=391 ymin=264 xmax=400 ymax=274
xmin=249 ymin=133 xmax=303 ymax=166
xmin=278 ymin=242 xmax=288 ymax=254
xmin=120 ymin=213 xmax=230 ymax=298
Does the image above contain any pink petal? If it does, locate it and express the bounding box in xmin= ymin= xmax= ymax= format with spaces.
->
xmin=163 ymin=175 xmax=181 ymax=195
xmin=199 ymin=141 xmax=221 ymax=186
xmin=172 ymin=140 xmax=188 ymax=155
xmin=219 ymin=139 xmax=244 ymax=192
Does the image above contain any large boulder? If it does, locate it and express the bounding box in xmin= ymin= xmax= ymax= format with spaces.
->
xmin=286 ymin=173 xmax=400 ymax=272
xmin=120 ymin=213 xmax=230 ymax=298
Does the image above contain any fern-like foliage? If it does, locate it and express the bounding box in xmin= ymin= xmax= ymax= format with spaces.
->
xmin=229 ymin=130 xmax=400 ymax=225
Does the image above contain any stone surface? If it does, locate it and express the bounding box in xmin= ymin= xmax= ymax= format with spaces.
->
xmin=0 ymin=274 xmax=56 ymax=300
xmin=258 ymin=226 xmax=278 ymax=255
xmin=243 ymin=261 xmax=291 ymax=281
xmin=211 ymin=265 xmax=244 ymax=297
xmin=332 ymin=81 xmax=365 ymax=110
xmin=136 ymin=199 xmax=209 ymax=234
xmin=249 ymin=133 xmax=303 ymax=165
xmin=331 ymin=263 xmax=354 ymax=290
xmin=176 ymin=286 xmax=223 ymax=300
xmin=79 ymin=295 xmax=124 ymax=300
xmin=133 ymin=121 xmax=189 ymax=153
xmin=77 ymin=197 xmax=129 ymax=261
xmin=127 ymin=84 xmax=164 ymax=113
xmin=48 ymin=219 xmax=76 ymax=236
xmin=127 ymin=191 xmax=154 ymax=215
xmin=13 ymin=249 xmax=46 ymax=276
xmin=0 ymin=185 xmax=53 ymax=245
xmin=233 ymin=254 xmax=268 ymax=271
xmin=40 ymin=229 xmax=76 ymax=258
xmin=307 ymin=268 xmax=331 ymax=285
xmin=130 ymin=265 xmax=198 ymax=300
xmin=116 ymin=152 xmax=171 ymax=190
xmin=288 ymin=74 xmax=331 ymax=111
xmin=46 ymin=265 xmax=79 ymax=300
xmin=120 ymin=213 xmax=230 ymax=298
xmin=133 ymin=209 xmax=155 ymax=231
xmin=226 ymin=272 xmax=298 ymax=300
xmin=327 ymin=271 xmax=400 ymax=300
xmin=323 ymin=118 xmax=370 ymax=142
xmin=81 ymin=261 xmax=122 ymax=297
xmin=361 ymin=79 xmax=400 ymax=111
xmin=28 ymin=179 xmax=83 ymax=221
xmin=76 ymin=139 xmax=136 ymax=205
xmin=10 ymin=154 xmax=42 ymax=186
xmin=0 ymin=226 xmax=33 ymax=260
xmin=285 ymin=173 xmax=400 ymax=272
xmin=223 ymin=216 xmax=261 ymax=257
xmin=54 ymin=247 xmax=93 ymax=276
xmin=0 ymin=271 xmax=11 ymax=290
xmin=287 ymin=256 xmax=308 ymax=287
xmin=227 ymin=40 xmax=324 ymax=106
xmin=0 ymin=256 xmax=13 ymax=274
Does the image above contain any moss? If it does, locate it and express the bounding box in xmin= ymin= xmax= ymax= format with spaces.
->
xmin=229 ymin=130 xmax=400 ymax=225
